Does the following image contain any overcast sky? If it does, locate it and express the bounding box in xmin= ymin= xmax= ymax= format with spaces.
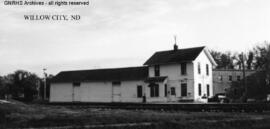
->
xmin=1 ymin=0 xmax=270 ymax=76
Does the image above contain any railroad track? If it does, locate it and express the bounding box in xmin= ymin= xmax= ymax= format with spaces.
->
xmin=48 ymin=102 xmax=270 ymax=112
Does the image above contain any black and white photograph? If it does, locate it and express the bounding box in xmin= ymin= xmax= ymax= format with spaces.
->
xmin=1 ymin=0 xmax=270 ymax=128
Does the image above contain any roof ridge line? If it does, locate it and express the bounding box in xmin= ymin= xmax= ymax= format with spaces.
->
xmin=154 ymin=46 xmax=205 ymax=53
xmin=60 ymin=66 xmax=147 ymax=73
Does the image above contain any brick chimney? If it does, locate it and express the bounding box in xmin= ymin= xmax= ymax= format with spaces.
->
xmin=173 ymin=35 xmax=178 ymax=51
xmin=174 ymin=44 xmax=178 ymax=51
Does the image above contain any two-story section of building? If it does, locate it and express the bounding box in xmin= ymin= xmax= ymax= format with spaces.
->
xmin=213 ymin=69 xmax=257 ymax=95
xmin=144 ymin=45 xmax=217 ymax=102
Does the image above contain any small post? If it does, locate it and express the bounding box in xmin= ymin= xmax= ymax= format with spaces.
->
xmin=43 ymin=68 xmax=47 ymax=100
xmin=36 ymin=80 xmax=40 ymax=99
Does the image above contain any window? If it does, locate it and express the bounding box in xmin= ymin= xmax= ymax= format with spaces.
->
xmin=181 ymin=62 xmax=187 ymax=75
xmin=181 ymin=83 xmax=187 ymax=97
xmin=150 ymin=83 xmax=159 ymax=97
xmin=198 ymin=83 xmax=202 ymax=96
xmin=171 ymin=87 xmax=176 ymax=95
xmin=164 ymin=84 xmax=168 ymax=97
xmin=150 ymin=86 xmax=154 ymax=97
xmin=137 ymin=85 xmax=143 ymax=98
xmin=154 ymin=85 xmax=159 ymax=97
xmin=198 ymin=62 xmax=201 ymax=74
xmin=207 ymin=84 xmax=210 ymax=96
xmin=206 ymin=64 xmax=209 ymax=76
xmin=237 ymin=76 xmax=241 ymax=81
xmin=154 ymin=65 xmax=160 ymax=76
xmin=229 ymin=75 xmax=232 ymax=81
xmin=72 ymin=82 xmax=81 ymax=87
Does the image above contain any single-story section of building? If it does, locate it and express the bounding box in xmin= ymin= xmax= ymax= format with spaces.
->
xmin=50 ymin=66 xmax=150 ymax=102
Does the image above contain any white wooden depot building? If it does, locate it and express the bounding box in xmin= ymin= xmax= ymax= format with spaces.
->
xmin=50 ymin=45 xmax=217 ymax=103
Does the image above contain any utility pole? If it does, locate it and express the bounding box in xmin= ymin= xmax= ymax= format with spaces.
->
xmin=36 ymin=81 xmax=40 ymax=99
xmin=241 ymin=52 xmax=247 ymax=102
xmin=43 ymin=68 xmax=47 ymax=100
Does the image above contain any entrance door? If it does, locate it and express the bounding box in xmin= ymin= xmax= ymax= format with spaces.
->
xmin=181 ymin=83 xmax=187 ymax=97
xmin=73 ymin=86 xmax=81 ymax=102
xmin=112 ymin=82 xmax=121 ymax=102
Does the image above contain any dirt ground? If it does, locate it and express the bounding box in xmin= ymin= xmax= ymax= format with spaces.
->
xmin=1 ymin=100 xmax=270 ymax=129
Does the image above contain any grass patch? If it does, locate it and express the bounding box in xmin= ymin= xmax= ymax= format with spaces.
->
xmin=1 ymin=101 xmax=270 ymax=128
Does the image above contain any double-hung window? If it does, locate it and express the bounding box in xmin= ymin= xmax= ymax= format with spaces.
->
xmin=181 ymin=63 xmax=187 ymax=75
xmin=154 ymin=65 xmax=160 ymax=76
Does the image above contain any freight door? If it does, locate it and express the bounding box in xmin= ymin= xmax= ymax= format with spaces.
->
xmin=112 ymin=82 xmax=121 ymax=102
xmin=73 ymin=85 xmax=81 ymax=102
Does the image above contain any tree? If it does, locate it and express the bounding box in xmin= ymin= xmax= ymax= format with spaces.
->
xmin=227 ymin=41 xmax=270 ymax=102
xmin=23 ymin=72 xmax=40 ymax=101
xmin=210 ymin=50 xmax=222 ymax=65
xmin=0 ymin=76 xmax=7 ymax=98
xmin=246 ymin=51 xmax=254 ymax=70
xmin=210 ymin=50 xmax=235 ymax=69
xmin=253 ymin=41 xmax=270 ymax=70
xmin=227 ymin=71 xmax=270 ymax=101
xmin=252 ymin=42 xmax=270 ymax=84
xmin=6 ymin=70 xmax=40 ymax=101
xmin=232 ymin=53 xmax=242 ymax=69
xmin=211 ymin=49 xmax=256 ymax=70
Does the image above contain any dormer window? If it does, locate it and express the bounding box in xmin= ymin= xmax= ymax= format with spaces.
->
xmin=154 ymin=65 xmax=160 ymax=76
xmin=181 ymin=62 xmax=187 ymax=75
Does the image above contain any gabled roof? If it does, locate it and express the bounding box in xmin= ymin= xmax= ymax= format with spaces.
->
xmin=51 ymin=66 xmax=148 ymax=83
xmin=144 ymin=46 xmax=205 ymax=65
